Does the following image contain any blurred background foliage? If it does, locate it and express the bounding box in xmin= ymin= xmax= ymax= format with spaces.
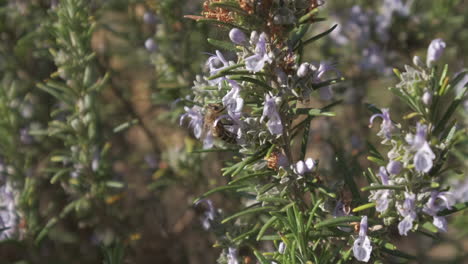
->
xmin=0 ymin=0 xmax=466 ymax=263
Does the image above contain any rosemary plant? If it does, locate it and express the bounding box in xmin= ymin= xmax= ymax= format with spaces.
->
xmin=180 ymin=1 xmax=468 ymax=263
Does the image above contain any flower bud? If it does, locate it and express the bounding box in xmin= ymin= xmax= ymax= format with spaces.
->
xmin=297 ymin=62 xmax=310 ymax=78
xmin=295 ymin=160 xmax=306 ymax=175
xmin=143 ymin=12 xmax=157 ymax=24
xmin=70 ymin=118 xmax=82 ymax=130
xmin=278 ymin=242 xmax=286 ymax=254
xmin=145 ymin=38 xmax=157 ymax=52
xmin=386 ymin=160 xmax=403 ymax=175
xmin=250 ymin=31 xmax=259 ymax=45
xmin=422 ymin=91 xmax=432 ymax=105
xmin=426 ymin=38 xmax=446 ymax=67
xmin=229 ymin=28 xmax=247 ymax=45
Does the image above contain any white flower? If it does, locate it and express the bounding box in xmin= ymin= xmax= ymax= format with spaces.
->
xmin=294 ymin=158 xmax=315 ymax=176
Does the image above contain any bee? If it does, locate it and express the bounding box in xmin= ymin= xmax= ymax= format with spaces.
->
xmin=204 ymin=103 xmax=237 ymax=144
xmin=351 ymin=221 xmax=360 ymax=233
xmin=339 ymin=188 xmax=353 ymax=215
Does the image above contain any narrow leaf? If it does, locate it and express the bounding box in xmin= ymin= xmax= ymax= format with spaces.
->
xmin=314 ymin=216 xmax=361 ymax=229
xmin=221 ymin=206 xmax=274 ymax=224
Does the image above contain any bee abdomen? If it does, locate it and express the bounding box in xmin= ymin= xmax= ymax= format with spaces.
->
xmin=213 ymin=124 xmax=237 ymax=144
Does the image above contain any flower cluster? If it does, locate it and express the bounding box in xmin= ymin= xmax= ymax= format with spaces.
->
xmin=365 ymin=39 xmax=462 ymax=241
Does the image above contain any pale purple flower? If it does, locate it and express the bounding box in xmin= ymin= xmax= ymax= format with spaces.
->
xmin=397 ymin=192 xmax=417 ymax=236
xmin=207 ymin=50 xmax=229 ymax=74
xmin=451 ymin=178 xmax=468 ymax=203
xmin=406 ymin=123 xmax=435 ymax=173
xmin=423 ymin=191 xmax=454 ymax=232
xmin=245 ymin=33 xmax=272 ymax=73
xmin=369 ymin=167 xmax=392 ymax=212
xmin=315 ymin=62 xmax=341 ymax=100
xmin=180 ymin=106 xmax=214 ymax=148
xmin=217 ymin=80 xmax=244 ymax=141
xmin=229 ymin=28 xmax=247 ymax=45
xmin=353 ymin=216 xmax=372 ymax=262
xmin=297 ymin=62 xmax=310 ymax=78
xmin=294 ymin=158 xmax=315 ymax=176
xmin=386 ymin=160 xmax=402 ymax=175
xmin=206 ymin=50 xmax=231 ymax=86
xmin=369 ymin=108 xmax=396 ymax=140
xmin=260 ymin=95 xmax=283 ymax=135
xmin=378 ymin=166 xmax=389 ymax=185
xmin=414 ymin=143 xmax=436 ymax=173
xmin=180 ymin=106 xmax=204 ymax=139
xmin=316 ymin=62 xmax=337 ymax=79
xmin=145 ymin=38 xmax=157 ymax=52
xmin=222 ymin=80 xmax=244 ymax=121
xmin=227 ymin=247 xmax=239 ymax=264
xmin=426 ymin=39 xmax=446 ymax=67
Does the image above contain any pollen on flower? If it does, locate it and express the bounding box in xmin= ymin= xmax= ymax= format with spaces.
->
xmin=266 ymin=151 xmax=289 ymax=170
xmin=266 ymin=152 xmax=280 ymax=170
